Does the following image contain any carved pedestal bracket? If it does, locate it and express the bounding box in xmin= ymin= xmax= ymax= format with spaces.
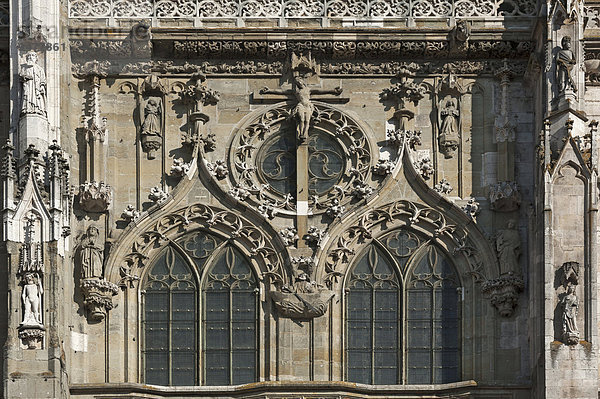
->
xmin=482 ymin=274 xmax=525 ymax=317
xmin=80 ymin=278 xmax=119 ymax=321
xmin=489 ymin=181 xmax=521 ymax=212
xmin=79 ymin=181 xmax=112 ymax=213
xmin=270 ymin=290 xmax=335 ymax=319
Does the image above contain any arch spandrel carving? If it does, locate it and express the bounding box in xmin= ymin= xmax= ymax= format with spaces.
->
xmin=318 ymin=198 xmax=494 ymax=292
xmin=104 ymin=203 xmax=291 ymax=290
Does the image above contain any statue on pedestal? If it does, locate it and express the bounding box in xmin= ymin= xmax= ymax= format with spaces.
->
xmin=20 ymin=51 xmax=47 ymax=117
xmin=556 ymin=36 xmax=577 ymax=93
xmin=80 ymin=226 xmax=103 ymax=279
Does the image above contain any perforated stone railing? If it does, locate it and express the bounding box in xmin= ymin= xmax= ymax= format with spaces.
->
xmin=68 ymin=0 xmax=538 ymax=19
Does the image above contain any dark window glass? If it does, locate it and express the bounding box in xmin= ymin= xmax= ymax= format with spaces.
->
xmin=203 ymin=245 xmax=258 ymax=385
xmin=345 ymin=231 xmax=461 ymax=386
xmin=142 ymin=231 xmax=258 ymax=387
xmin=347 ymin=245 xmax=400 ymax=385
xmin=143 ymin=246 xmax=197 ymax=386
xmin=406 ymin=246 xmax=460 ymax=384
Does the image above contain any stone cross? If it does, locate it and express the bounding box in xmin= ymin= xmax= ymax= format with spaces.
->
xmin=259 ymin=76 xmax=343 ymax=246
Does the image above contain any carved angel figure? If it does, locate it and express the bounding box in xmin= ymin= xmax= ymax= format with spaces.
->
xmin=556 ymin=36 xmax=577 ymax=93
xmin=561 ymin=284 xmax=579 ymax=345
xmin=141 ymin=97 xmax=162 ymax=159
xmin=495 ymin=219 xmax=521 ymax=276
xmin=438 ymin=95 xmax=460 ymax=158
xmin=21 ymin=272 xmax=43 ymax=326
xmin=20 ymin=51 xmax=47 ymax=117
xmin=80 ymin=225 xmax=103 ymax=279
xmin=260 ymin=76 xmax=342 ymax=142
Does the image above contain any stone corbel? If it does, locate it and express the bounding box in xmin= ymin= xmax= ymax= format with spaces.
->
xmin=270 ymin=290 xmax=335 ymax=319
xmin=270 ymin=255 xmax=335 ymax=319
xmin=80 ymin=278 xmax=118 ymax=321
xmin=482 ymin=274 xmax=525 ymax=317
xmin=489 ymin=181 xmax=521 ymax=212
xmin=79 ymin=181 xmax=112 ymax=213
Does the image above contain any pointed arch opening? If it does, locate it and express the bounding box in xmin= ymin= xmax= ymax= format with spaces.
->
xmin=344 ymin=228 xmax=462 ymax=385
xmin=141 ymin=229 xmax=259 ymax=386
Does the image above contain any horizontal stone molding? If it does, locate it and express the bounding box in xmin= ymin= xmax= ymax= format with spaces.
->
xmin=68 ymin=0 xmax=538 ymax=19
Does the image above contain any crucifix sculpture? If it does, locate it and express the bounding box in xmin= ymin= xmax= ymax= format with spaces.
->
xmin=260 ymin=76 xmax=342 ymax=142
xmin=258 ymin=76 xmax=343 ymax=246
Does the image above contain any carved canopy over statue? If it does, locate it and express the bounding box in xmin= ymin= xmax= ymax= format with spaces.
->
xmin=20 ymin=51 xmax=47 ymax=117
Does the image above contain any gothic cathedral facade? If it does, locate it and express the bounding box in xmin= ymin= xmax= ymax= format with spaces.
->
xmin=2 ymin=0 xmax=600 ymax=398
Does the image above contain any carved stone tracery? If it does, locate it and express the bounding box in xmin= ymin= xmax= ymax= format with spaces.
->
xmin=323 ymin=199 xmax=493 ymax=289
xmin=68 ymin=0 xmax=538 ymax=19
xmin=228 ymin=102 xmax=375 ymax=216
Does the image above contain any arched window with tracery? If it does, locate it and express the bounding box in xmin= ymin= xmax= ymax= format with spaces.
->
xmin=345 ymin=229 xmax=461 ymax=385
xmin=141 ymin=230 xmax=259 ymax=386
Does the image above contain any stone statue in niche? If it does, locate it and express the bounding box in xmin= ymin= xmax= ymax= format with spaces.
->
xmin=140 ymin=96 xmax=162 ymax=159
xmin=21 ymin=272 xmax=43 ymax=327
xmin=556 ymin=36 xmax=577 ymax=93
xmin=20 ymin=51 xmax=47 ymax=117
xmin=495 ymin=219 xmax=521 ymax=276
xmin=438 ymin=95 xmax=460 ymax=158
xmin=260 ymin=76 xmax=342 ymax=142
xmin=560 ymin=284 xmax=579 ymax=345
xmin=80 ymin=225 xmax=104 ymax=279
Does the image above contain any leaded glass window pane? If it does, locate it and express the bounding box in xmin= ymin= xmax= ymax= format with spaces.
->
xmin=257 ymin=128 xmax=346 ymax=198
xmin=345 ymin=230 xmax=461 ymax=386
xmin=406 ymin=246 xmax=460 ymax=384
xmin=346 ymin=245 xmax=400 ymax=385
xmin=203 ymin=245 xmax=257 ymax=386
xmin=143 ymin=246 xmax=197 ymax=386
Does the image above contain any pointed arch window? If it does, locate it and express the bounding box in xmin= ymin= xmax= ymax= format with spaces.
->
xmin=345 ymin=229 xmax=461 ymax=385
xmin=143 ymin=246 xmax=197 ymax=386
xmin=142 ymin=230 xmax=258 ymax=386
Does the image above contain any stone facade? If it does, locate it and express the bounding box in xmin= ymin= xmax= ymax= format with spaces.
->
xmin=2 ymin=0 xmax=600 ymax=398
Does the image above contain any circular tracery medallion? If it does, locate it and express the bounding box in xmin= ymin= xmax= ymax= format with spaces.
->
xmin=228 ymin=102 xmax=374 ymax=216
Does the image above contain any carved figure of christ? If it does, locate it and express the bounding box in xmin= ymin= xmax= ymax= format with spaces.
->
xmin=259 ymin=77 xmax=342 ymax=246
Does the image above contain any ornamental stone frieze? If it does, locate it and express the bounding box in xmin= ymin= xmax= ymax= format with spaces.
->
xmin=68 ymin=0 xmax=538 ymax=19
xmin=72 ymin=59 xmax=529 ymax=78
xmin=69 ymin=38 xmax=535 ymax=61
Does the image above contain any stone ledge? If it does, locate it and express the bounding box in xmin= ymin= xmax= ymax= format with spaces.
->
xmin=68 ymin=380 xmax=536 ymax=397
